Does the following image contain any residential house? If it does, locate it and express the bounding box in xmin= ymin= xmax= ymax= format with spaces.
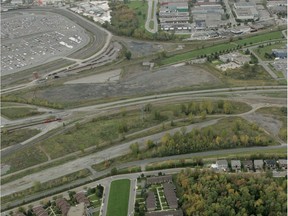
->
xmin=56 ymin=198 xmax=71 ymax=216
xmin=216 ymin=160 xmax=228 ymax=171
xmin=163 ymin=183 xmax=178 ymax=209
xmin=75 ymin=192 xmax=90 ymax=206
xmin=277 ymin=159 xmax=287 ymax=169
xmin=254 ymin=160 xmax=264 ymax=170
xmin=146 ymin=175 xmax=172 ymax=185
xmin=33 ymin=206 xmax=48 ymax=216
xmin=146 ymin=191 xmax=156 ymax=211
xmin=146 ymin=209 xmax=184 ymax=216
xmin=264 ymin=159 xmax=277 ymax=169
xmin=242 ymin=160 xmax=253 ymax=170
xmin=231 ymin=160 xmax=241 ymax=171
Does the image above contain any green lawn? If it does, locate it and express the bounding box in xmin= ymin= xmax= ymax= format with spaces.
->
xmin=1 ymin=107 xmax=44 ymax=120
xmin=1 ymin=128 xmax=40 ymax=149
xmin=235 ymin=31 xmax=283 ymax=46
xmin=161 ymin=43 xmax=237 ymax=65
xmin=128 ymin=1 xmax=148 ymax=29
xmin=107 ymin=179 xmax=131 ymax=216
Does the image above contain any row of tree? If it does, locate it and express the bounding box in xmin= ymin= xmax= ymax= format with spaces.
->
xmin=145 ymin=118 xmax=273 ymax=157
xmin=176 ymin=169 xmax=287 ymax=215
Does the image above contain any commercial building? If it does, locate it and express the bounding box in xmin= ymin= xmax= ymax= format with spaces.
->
xmin=159 ymin=1 xmax=191 ymax=31
xmin=272 ymin=49 xmax=287 ymax=58
xmin=233 ymin=2 xmax=259 ymax=21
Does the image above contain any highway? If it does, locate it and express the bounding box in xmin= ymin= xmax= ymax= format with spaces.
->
xmin=1 ymin=95 xmax=286 ymax=198
xmin=1 ymin=86 xmax=286 ymax=158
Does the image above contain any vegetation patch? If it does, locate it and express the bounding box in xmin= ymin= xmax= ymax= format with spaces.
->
xmin=1 ymin=129 xmax=40 ymax=149
xmin=1 ymin=107 xmax=44 ymax=120
xmin=1 ymin=146 xmax=48 ymax=173
xmin=176 ymin=169 xmax=287 ymax=215
xmin=253 ymin=41 xmax=286 ymax=61
xmin=107 ymin=179 xmax=130 ymax=216
xmin=144 ymin=117 xmax=276 ymax=158
xmin=234 ymin=31 xmax=284 ymax=46
xmin=256 ymin=106 xmax=287 ymax=141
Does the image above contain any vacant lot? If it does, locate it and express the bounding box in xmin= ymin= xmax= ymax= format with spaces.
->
xmin=1 ymin=128 xmax=40 ymax=149
xmin=35 ymin=64 xmax=221 ymax=106
xmin=107 ymin=179 xmax=130 ymax=216
xmin=1 ymin=107 xmax=44 ymax=120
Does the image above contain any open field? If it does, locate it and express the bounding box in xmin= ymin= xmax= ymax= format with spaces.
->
xmin=127 ymin=1 xmax=148 ymax=30
xmin=234 ymin=31 xmax=284 ymax=46
xmin=1 ymin=107 xmax=44 ymax=120
xmin=1 ymin=146 xmax=48 ymax=173
xmin=160 ymin=43 xmax=237 ymax=65
xmin=255 ymin=106 xmax=287 ymax=141
xmin=160 ymin=31 xmax=284 ymax=66
xmin=1 ymin=129 xmax=40 ymax=149
xmin=24 ymin=64 xmax=221 ymax=106
xmin=107 ymin=179 xmax=130 ymax=216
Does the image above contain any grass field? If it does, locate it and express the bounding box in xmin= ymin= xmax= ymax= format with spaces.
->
xmin=128 ymin=1 xmax=148 ymax=29
xmin=161 ymin=43 xmax=237 ymax=65
xmin=1 ymin=146 xmax=48 ymax=173
xmin=160 ymin=31 xmax=284 ymax=66
xmin=1 ymin=107 xmax=44 ymax=120
xmin=256 ymin=106 xmax=287 ymax=141
xmin=234 ymin=31 xmax=284 ymax=46
xmin=107 ymin=179 xmax=130 ymax=216
xmin=1 ymin=129 xmax=40 ymax=149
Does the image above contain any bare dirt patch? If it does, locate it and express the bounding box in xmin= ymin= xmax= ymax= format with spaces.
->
xmin=35 ymin=64 xmax=221 ymax=103
xmin=65 ymin=69 xmax=121 ymax=84
xmin=242 ymin=113 xmax=282 ymax=137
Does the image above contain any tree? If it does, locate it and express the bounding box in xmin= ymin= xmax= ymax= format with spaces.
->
xmin=125 ymin=50 xmax=132 ymax=60
xmin=111 ymin=167 xmax=118 ymax=175
xmin=223 ymin=101 xmax=232 ymax=114
xmin=130 ymin=142 xmax=140 ymax=155
xmin=200 ymin=111 xmax=207 ymax=120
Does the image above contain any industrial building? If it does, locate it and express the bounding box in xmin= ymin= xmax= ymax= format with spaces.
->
xmin=233 ymin=2 xmax=259 ymax=21
xmin=159 ymin=1 xmax=191 ymax=31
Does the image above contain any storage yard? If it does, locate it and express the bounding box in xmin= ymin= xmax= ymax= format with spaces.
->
xmin=1 ymin=11 xmax=89 ymax=75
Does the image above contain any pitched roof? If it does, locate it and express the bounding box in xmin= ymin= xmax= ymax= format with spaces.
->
xmin=163 ymin=183 xmax=178 ymax=208
xmin=146 ymin=191 xmax=156 ymax=210
xmin=75 ymin=192 xmax=90 ymax=205
xmin=33 ymin=206 xmax=49 ymax=216
xmin=56 ymin=198 xmax=71 ymax=216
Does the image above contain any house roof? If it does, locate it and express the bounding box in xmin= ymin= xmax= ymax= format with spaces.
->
xmin=231 ymin=160 xmax=241 ymax=167
xmin=147 ymin=175 xmax=172 ymax=184
xmin=163 ymin=183 xmax=178 ymax=208
xmin=56 ymin=198 xmax=71 ymax=216
xmin=33 ymin=206 xmax=49 ymax=216
xmin=216 ymin=160 xmax=228 ymax=166
xmin=242 ymin=160 xmax=253 ymax=167
xmin=254 ymin=160 xmax=264 ymax=166
xmin=146 ymin=191 xmax=156 ymax=210
xmin=278 ymin=159 xmax=287 ymax=165
xmin=264 ymin=159 xmax=276 ymax=165
xmin=146 ymin=209 xmax=183 ymax=216
xmin=75 ymin=192 xmax=90 ymax=205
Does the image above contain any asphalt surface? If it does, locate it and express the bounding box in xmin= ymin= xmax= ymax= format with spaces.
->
xmin=145 ymin=0 xmax=158 ymax=33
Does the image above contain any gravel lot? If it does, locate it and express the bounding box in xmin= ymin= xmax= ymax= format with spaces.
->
xmin=36 ymin=64 xmax=221 ymax=103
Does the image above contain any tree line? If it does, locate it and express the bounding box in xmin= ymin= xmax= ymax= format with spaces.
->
xmin=176 ymin=169 xmax=287 ymax=215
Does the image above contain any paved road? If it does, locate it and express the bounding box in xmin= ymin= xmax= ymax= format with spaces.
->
xmin=128 ymin=178 xmax=137 ymax=216
xmin=1 ymin=86 xmax=286 ymax=157
xmin=145 ymin=0 xmax=158 ymax=33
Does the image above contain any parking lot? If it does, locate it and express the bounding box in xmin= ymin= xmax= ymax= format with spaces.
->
xmin=1 ymin=11 xmax=89 ymax=75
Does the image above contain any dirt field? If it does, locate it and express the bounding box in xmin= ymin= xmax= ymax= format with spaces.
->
xmin=243 ymin=113 xmax=282 ymax=137
xmin=35 ymin=64 xmax=221 ymax=103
